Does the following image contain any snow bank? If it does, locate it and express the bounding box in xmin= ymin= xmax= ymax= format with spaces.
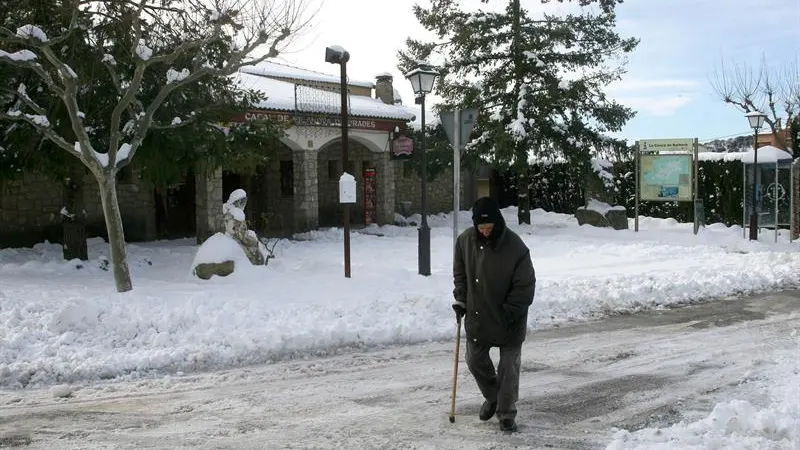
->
xmin=1 ymin=210 xmax=800 ymax=388
xmin=190 ymin=232 xmax=248 ymax=267
xmin=606 ymin=349 xmax=800 ymax=449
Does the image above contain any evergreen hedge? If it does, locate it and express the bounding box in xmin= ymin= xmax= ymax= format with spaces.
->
xmin=517 ymin=160 xmax=745 ymax=225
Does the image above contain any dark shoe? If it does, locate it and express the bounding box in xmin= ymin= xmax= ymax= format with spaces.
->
xmin=479 ymin=401 xmax=497 ymax=421
xmin=499 ymin=418 xmax=518 ymax=432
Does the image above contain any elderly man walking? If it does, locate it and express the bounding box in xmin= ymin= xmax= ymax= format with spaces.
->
xmin=452 ymin=197 xmax=536 ymax=432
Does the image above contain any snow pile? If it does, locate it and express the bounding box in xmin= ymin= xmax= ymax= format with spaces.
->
xmin=190 ymin=232 xmax=249 ymax=268
xmin=579 ymin=198 xmax=625 ymax=215
xmin=2 ymin=209 xmax=800 ymax=388
xmin=606 ymin=349 xmax=800 ymax=449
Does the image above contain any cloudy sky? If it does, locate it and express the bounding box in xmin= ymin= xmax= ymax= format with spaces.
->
xmin=275 ymin=0 xmax=800 ymax=143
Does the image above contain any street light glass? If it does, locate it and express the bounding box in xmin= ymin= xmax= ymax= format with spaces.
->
xmin=746 ymin=111 xmax=767 ymax=130
xmin=405 ymin=63 xmax=438 ymax=96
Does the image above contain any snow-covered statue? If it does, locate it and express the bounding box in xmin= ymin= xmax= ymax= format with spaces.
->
xmin=222 ymin=189 xmax=268 ymax=266
xmin=191 ymin=189 xmax=269 ymax=280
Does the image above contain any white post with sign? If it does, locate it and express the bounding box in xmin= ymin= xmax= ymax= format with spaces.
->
xmin=339 ymin=173 xmax=356 ymax=204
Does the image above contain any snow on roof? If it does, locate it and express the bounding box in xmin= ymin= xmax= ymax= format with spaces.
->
xmin=741 ymin=145 xmax=793 ymax=164
xmin=234 ymin=71 xmax=416 ymax=122
xmin=698 ymin=146 xmax=795 ymax=164
xmin=240 ymin=61 xmax=374 ymax=89
xmin=697 ymin=152 xmax=748 ymax=162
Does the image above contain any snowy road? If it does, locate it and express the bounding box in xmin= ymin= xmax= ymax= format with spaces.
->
xmin=1 ymin=290 xmax=798 ymax=450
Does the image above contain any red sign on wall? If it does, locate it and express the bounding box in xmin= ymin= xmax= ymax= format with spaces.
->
xmin=363 ymin=167 xmax=377 ymax=225
xmin=391 ymin=135 xmax=414 ymax=160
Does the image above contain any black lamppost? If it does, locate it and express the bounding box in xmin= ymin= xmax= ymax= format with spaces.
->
xmin=405 ymin=63 xmax=439 ymax=276
xmin=746 ymin=110 xmax=767 ymax=241
xmin=326 ymin=46 xmax=351 ymax=277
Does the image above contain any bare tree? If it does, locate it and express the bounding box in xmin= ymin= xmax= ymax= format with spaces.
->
xmin=0 ymin=0 xmax=313 ymax=292
xmin=711 ymin=56 xmax=799 ymax=151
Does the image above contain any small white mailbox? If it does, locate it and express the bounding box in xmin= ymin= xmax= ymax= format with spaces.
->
xmin=339 ymin=172 xmax=357 ymax=204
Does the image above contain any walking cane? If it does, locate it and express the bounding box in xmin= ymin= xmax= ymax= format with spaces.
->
xmin=449 ymin=316 xmax=462 ymax=423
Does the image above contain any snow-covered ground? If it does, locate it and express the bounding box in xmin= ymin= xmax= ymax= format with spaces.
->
xmin=1 ymin=207 xmax=799 ymax=448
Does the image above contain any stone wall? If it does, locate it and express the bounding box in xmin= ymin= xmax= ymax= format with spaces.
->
xmin=195 ymin=162 xmax=224 ymax=243
xmin=0 ymin=168 xmax=157 ymax=248
xmin=393 ymin=162 xmax=475 ymax=218
xmin=261 ymin=145 xmax=296 ymax=236
xmin=0 ymin=173 xmax=64 ymax=246
xmin=293 ymin=149 xmax=319 ymax=233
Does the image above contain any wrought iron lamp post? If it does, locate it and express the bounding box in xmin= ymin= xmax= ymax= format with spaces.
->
xmin=746 ymin=111 xmax=767 ymax=241
xmin=405 ymin=63 xmax=439 ymax=276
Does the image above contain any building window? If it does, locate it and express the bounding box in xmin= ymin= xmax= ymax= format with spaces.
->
xmin=328 ymin=160 xmax=339 ymax=180
xmin=280 ymin=160 xmax=293 ymax=197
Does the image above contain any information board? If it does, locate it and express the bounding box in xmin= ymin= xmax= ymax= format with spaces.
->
xmin=639 ymin=154 xmax=693 ymax=201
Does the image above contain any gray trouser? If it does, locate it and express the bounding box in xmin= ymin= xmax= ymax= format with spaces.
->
xmin=465 ymin=339 xmax=522 ymax=420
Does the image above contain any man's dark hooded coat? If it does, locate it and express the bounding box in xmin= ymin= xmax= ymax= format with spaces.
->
xmin=453 ymin=197 xmax=536 ymax=346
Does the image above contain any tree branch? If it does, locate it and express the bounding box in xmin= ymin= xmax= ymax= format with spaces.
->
xmin=123 ymin=22 xmax=294 ymax=165
xmin=0 ymin=111 xmax=77 ymax=155
xmin=35 ymin=45 xmax=104 ymax=170
xmin=0 ymin=52 xmax=67 ymax=97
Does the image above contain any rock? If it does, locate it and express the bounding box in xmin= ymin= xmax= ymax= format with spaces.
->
xmin=575 ymin=208 xmax=608 ymax=228
xmin=605 ymin=209 xmax=629 ymax=230
xmin=193 ymin=260 xmax=235 ymax=280
xmin=575 ymin=198 xmax=628 ymax=230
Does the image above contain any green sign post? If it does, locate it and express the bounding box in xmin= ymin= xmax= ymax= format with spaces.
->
xmin=635 ymin=138 xmax=700 ymax=234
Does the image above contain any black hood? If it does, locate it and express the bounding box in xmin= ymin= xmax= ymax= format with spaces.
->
xmin=472 ymin=197 xmax=506 ymax=240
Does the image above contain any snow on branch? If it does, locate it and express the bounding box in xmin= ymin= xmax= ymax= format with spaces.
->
xmin=109 ymin=0 xmax=312 ymax=165
xmin=1 ymin=0 xmax=314 ymax=173
xmin=0 ymin=49 xmax=38 ymax=61
xmin=16 ymin=25 xmax=48 ymax=42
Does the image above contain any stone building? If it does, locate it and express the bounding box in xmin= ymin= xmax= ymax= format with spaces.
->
xmin=0 ymin=61 xmax=483 ymax=248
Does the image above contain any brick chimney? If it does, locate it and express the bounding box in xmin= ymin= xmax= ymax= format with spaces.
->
xmin=375 ymin=73 xmax=394 ymax=105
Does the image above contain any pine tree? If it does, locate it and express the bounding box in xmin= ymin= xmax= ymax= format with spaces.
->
xmin=400 ymin=0 xmax=637 ymax=223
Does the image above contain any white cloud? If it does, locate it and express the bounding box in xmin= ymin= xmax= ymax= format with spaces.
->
xmin=616 ymin=95 xmax=692 ymax=116
xmin=608 ymin=77 xmax=699 ymax=92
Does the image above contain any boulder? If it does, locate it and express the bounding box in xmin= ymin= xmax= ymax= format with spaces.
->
xmin=576 ymin=198 xmax=629 ymax=230
xmin=605 ymin=209 xmax=629 ymax=230
xmin=191 ymin=233 xmax=249 ymax=280
xmin=575 ymin=208 xmax=608 ymax=228
xmin=193 ymin=260 xmax=235 ymax=280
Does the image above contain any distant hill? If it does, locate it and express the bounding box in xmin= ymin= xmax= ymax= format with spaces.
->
xmin=702 ymin=135 xmax=754 ymax=153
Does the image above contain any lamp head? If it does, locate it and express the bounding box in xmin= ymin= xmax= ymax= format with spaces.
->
xmin=405 ymin=62 xmax=439 ymax=96
xmin=325 ymin=46 xmax=350 ymax=64
xmin=746 ymin=111 xmax=767 ymax=130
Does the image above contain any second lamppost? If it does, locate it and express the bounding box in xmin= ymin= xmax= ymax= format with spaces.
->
xmin=745 ymin=110 xmax=767 ymax=241
xmin=326 ymin=45 xmax=352 ymax=277
xmin=405 ymin=63 xmax=439 ymax=276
